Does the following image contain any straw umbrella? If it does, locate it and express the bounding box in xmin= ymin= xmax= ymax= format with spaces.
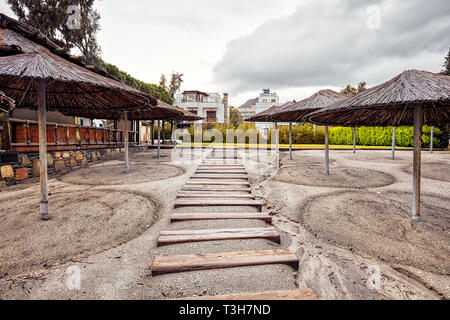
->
xmin=0 ymin=14 xmax=160 ymax=220
xmin=271 ymin=90 xmax=348 ymax=174
xmin=0 ymin=90 xmax=15 ymax=113
xmin=61 ymin=101 xmax=182 ymax=171
xmin=247 ymin=102 xmax=293 ymax=152
xmin=309 ymin=70 xmax=450 ymax=222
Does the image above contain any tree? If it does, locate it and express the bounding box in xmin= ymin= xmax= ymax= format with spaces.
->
xmin=95 ymin=58 xmax=173 ymax=104
xmin=168 ymin=72 xmax=184 ymax=99
xmin=7 ymin=0 xmax=101 ymax=64
xmin=229 ymin=107 xmax=243 ymax=128
xmin=442 ymin=48 xmax=450 ymax=76
xmin=159 ymin=74 xmax=167 ymax=89
xmin=341 ymin=81 xmax=367 ymax=96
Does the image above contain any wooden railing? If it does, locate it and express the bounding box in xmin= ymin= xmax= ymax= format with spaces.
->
xmin=0 ymin=118 xmax=139 ymax=152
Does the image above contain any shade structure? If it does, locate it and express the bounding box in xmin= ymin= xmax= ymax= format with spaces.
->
xmin=271 ymin=90 xmax=348 ymax=122
xmin=308 ymin=70 xmax=450 ymax=222
xmin=0 ymin=90 xmax=14 ymax=112
xmin=246 ymin=101 xmax=293 ymax=122
xmin=0 ymin=14 xmax=161 ymax=221
xmin=309 ymin=70 xmax=450 ymax=126
xmin=164 ymin=103 xmax=204 ymax=121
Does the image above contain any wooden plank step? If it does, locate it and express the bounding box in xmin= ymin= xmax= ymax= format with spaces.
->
xmin=197 ymin=166 xmax=245 ymax=171
xmin=174 ymin=199 xmax=263 ymax=209
xmin=191 ymin=174 xmax=248 ymax=179
xmin=199 ymin=164 xmax=244 ymax=167
xmin=170 ymin=212 xmax=272 ymax=223
xmin=151 ymin=249 xmax=298 ymax=275
xmin=181 ymin=186 xmax=252 ymax=192
xmin=177 ymin=289 xmax=319 ymax=300
xmin=186 ymin=181 xmax=250 ymax=186
xmin=157 ymin=227 xmax=280 ymax=246
xmin=196 ymin=170 xmax=247 ymax=174
xmin=177 ymin=193 xmax=255 ymax=199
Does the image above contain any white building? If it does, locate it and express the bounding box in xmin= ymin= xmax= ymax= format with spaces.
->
xmin=174 ymin=90 xmax=229 ymax=123
xmin=254 ymin=89 xmax=281 ymax=138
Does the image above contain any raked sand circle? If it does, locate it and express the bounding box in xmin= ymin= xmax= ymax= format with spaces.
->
xmin=0 ymin=189 xmax=157 ymax=277
xmin=275 ymin=165 xmax=395 ymax=189
xmin=61 ymin=162 xmax=184 ymax=185
xmin=300 ymin=190 xmax=450 ymax=274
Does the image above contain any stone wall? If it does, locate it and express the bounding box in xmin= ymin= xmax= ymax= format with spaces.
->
xmin=0 ymin=146 xmax=145 ymax=188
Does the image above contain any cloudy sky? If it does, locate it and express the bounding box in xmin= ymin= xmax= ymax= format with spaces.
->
xmin=1 ymin=0 xmax=449 ymax=106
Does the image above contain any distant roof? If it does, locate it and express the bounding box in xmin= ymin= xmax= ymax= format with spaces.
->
xmin=182 ymin=90 xmax=209 ymax=96
xmin=238 ymin=98 xmax=257 ymax=109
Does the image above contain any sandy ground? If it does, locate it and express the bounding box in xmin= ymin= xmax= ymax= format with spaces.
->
xmin=0 ymin=147 xmax=448 ymax=300
xmin=248 ymin=149 xmax=450 ymax=300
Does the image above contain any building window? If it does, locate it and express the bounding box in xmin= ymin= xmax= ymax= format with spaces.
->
xmin=206 ymin=111 xmax=216 ymax=122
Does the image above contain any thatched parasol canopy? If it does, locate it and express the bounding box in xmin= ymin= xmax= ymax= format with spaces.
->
xmin=247 ymin=101 xmax=293 ymax=122
xmin=0 ymin=13 xmax=156 ymax=112
xmin=309 ymin=70 xmax=450 ymax=126
xmin=272 ymin=90 xmax=348 ymax=122
xmin=0 ymin=90 xmax=14 ymax=113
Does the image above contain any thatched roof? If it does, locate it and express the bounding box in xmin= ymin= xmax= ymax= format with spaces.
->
xmin=0 ymin=90 xmax=14 ymax=112
xmin=271 ymin=90 xmax=348 ymax=122
xmin=61 ymin=99 xmax=183 ymax=120
xmin=246 ymin=101 xmax=293 ymax=122
xmin=171 ymin=104 xmax=204 ymax=121
xmin=309 ymin=70 xmax=450 ymax=126
xmin=0 ymin=14 xmax=161 ymax=113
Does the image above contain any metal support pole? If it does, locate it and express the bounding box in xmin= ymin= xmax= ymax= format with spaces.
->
xmin=325 ymin=125 xmax=329 ymax=175
xmin=412 ymin=105 xmax=423 ymax=222
xmin=37 ymin=79 xmax=49 ymax=220
xmin=275 ymin=121 xmax=279 ymax=153
xmin=430 ymin=126 xmax=434 ymax=153
xmin=289 ymin=122 xmax=293 ymax=160
xmin=162 ymin=120 xmax=165 ymax=145
xmin=392 ymin=126 xmax=396 ymax=160
xmin=353 ymin=127 xmax=356 ymax=154
xmin=173 ymin=120 xmax=177 ymax=151
xmin=124 ymin=111 xmax=129 ymax=174
xmin=157 ymin=120 xmax=161 ymax=159
xmin=151 ymin=120 xmax=154 ymax=145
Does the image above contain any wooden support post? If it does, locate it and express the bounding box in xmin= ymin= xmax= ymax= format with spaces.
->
xmin=412 ymin=105 xmax=423 ymax=222
xmin=124 ymin=112 xmax=129 ymax=174
xmin=324 ymin=126 xmax=330 ymax=175
xmin=352 ymin=127 xmax=356 ymax=154
xmin=157 ymin=120 xmax=161 ymax=158
xmin=54 ymin=123 xmax=58 ymax=146
xmin=25 ymin=120 xmax=30 ymax=145
xmin=430 ymin=126 xmax=434 ymax=153
xmin=66 ymin=125 xmax=70 ymax=144
xmin=37 ymin=79 xmax=49 ymax=220
xmin=392 ymin=126 xmax=396 ymax=160
xmin=289 ymin=122 xmax=293 ymax=160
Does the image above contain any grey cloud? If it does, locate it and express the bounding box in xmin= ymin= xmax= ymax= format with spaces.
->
xmin=213 ymin=0 xmax=450 ymax=94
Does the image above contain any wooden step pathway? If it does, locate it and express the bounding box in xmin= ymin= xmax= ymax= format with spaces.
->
xmin=152 ymin=249 xmax=298 ymax=275
xmin=150 ymin=150 xmax=315 ymax=299
xmin=157 ymin=227 xmax=280 ymax=246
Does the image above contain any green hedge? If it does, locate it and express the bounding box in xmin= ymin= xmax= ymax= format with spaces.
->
xmin=152 ymin=122 xmax=448 ymax=148
xmin=328 ymin=125 xmax=447 ymax=148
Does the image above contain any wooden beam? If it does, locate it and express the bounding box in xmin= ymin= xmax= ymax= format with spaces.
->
xmin=174 ymin=199 xmax=263 ymax=210
xmin=151 ymin=249 xmax=298 ymax=276
xmin=170 ymin=212 xmax=272 ymax=223
xmin=177 ymin=289 xmax=319 ymax=300
xmin=157 ymin=227 xmax=280 ymax=246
